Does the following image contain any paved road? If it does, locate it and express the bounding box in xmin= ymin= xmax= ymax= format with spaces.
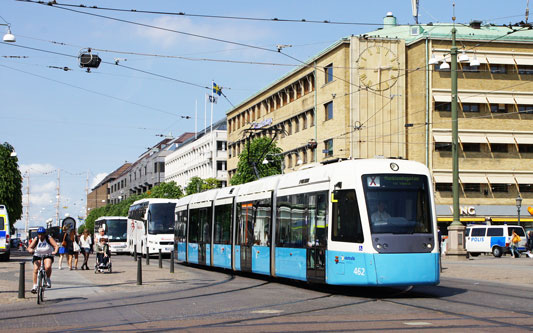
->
xmin=1 ymin=251 xmax=532 ymax=332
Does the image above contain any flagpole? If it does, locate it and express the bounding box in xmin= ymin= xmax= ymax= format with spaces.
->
xmin=210 ymin=80 xmax=214 ymax=134
xmin=204 ymin=93 xmax=207 ymax=134
xmin=195 ymin=99 xmax=198 ymax=139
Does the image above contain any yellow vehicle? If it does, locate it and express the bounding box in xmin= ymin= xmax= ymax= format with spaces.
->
xmin=0 ymin=205 xmax=11 ymax=261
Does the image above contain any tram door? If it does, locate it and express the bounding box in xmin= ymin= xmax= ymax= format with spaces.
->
xmin=238 ymin=203 xmax=253 ymax=272
xmin=198 ymin=207 xmax=211 ymax=266
xmin=306 ymin=192 xmax=327 ymax=283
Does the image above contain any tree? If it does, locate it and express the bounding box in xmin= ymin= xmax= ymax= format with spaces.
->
xmin=230 ymin=137 xmax=282 ymax=185
xmin=0 ymin=142 xmax=22 ymax=232
xmin=185 ymin=177 xmax=219 ymax=195
xmin=147 ymin=181 xmax=183 ymax=199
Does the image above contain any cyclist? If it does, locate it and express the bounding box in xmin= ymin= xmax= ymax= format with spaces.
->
xmin=27 ymin=227 xmax=59 ymax=293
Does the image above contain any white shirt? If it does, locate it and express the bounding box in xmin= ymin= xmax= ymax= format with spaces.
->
xmin=34 ymin=237 xmax=54 ymax=256
xmin=371 ymin=210 xmax=391 ymax=223
xmin=80 ymin=235 xmax=92 ymax=248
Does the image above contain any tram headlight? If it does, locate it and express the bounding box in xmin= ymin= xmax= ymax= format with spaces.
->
xmin=376 ymin=244 xmax=382 ymax=249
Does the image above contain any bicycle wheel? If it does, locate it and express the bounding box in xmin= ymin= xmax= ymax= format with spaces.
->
xmin=36 ymin=271 xmax=43 ymax=305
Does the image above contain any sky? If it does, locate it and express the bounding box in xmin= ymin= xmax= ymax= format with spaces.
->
xmin=1 ymin=0 xmax=529 ymax=232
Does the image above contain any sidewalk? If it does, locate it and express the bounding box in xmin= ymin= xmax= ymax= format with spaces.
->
xmin=440 ymin=254 xmax=533 ymax=287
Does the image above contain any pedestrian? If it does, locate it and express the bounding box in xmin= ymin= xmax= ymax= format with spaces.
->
xmin=526 ymin=230 xmax=533 ymax=259
xmin=57 ymin=225 xmax=69 ymax=270
xmin=95 ymin=227 xmax=106 ymax=244
xmin=66 ymin=228 xmax=80 ymax=269
xmin=510 ymin=230 xmax=521 ymax=258
xmin=79 ymin=228 xmax=92 ymax=270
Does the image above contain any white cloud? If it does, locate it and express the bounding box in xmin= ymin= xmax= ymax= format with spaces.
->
xmin=135 ymin=16 xmax=273 ymax=49
xmin=91 ymin=173 xmax=108 ymax=188
xmin=21 ymin=163 xmax=56 ymax=175
xmin=32 ymin=181 xmax=56 ymax=193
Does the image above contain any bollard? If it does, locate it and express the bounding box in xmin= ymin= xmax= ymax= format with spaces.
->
xmin=137 ymin=254 xmax=142 ymax=285
xmin=158 ymin=249 xmax=162 ymax=269
xmin=134 ymin=244 xmax=137 ymax=261
xmin=146 ymin=246 xmax=150 ymax=265
xmin=18 ymin=262 xmax=25 ymax=299
xmin=170 ymin=249 xmax=174 ymax=274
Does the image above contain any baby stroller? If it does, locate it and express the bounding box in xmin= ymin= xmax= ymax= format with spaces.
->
xmin=94 ymin=237 xmax=112 ymax=273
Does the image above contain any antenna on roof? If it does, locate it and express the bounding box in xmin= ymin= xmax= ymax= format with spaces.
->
xmin=411 ymin=0 xmax=419 ymax=24
xmin=526 ymin=0 xmax=530 ymax=24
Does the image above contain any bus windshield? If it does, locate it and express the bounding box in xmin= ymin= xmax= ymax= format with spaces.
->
xmin=148 ymin=203 xmax=176 ymax=234
xmin=106 ymin=219 xmax=127 ymax=241
xmin=363 ymin=174 xmax=432 ymax=235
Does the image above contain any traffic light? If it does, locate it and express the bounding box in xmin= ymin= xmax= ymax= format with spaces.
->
xmin=78 ymin=48 xmax=101 ymax=71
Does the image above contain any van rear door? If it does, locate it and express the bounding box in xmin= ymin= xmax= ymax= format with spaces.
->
xmin=508 ymin=227 xmax=527 ymax=250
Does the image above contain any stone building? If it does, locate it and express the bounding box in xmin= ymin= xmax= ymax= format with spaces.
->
xmin=226 ymin=13 xmax=533 ymax=228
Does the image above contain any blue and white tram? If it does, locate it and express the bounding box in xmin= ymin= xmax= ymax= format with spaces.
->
xmin=175 ymin=159 xmax=439 ymax=286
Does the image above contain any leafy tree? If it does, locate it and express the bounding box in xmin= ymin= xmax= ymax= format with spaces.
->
xmin=0 ymin=142 xmax=22 ymax=232
xmin=230 ymin=137 xmax=282 ymax=185
xmin=147 ymin=181 xmax=183 ymax=199
xmin=185 ymin=177 xmax=219 ymax=195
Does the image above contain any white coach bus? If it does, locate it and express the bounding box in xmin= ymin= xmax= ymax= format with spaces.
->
xmin=127 ymin=198 xmax=178 ymax=257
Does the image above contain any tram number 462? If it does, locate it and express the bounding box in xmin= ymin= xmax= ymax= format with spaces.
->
xmin=353 ymin=267 xmax=366 ymax=276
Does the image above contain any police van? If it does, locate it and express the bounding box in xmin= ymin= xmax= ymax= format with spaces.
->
xmin=0 ymin=205 xmax=11 ymax=261
xmin=465 ymin=224 xmax=527 ymax=257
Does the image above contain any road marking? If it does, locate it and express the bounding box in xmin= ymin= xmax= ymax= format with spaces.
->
xmin=251 ymin=310 xmax=283 ymax=314
xmin=403 ymin=322 xmax=432 ymax=326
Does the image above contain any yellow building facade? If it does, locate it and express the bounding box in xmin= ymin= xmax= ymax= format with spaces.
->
xmin=227 ymin=14 xmax=533 ymax=229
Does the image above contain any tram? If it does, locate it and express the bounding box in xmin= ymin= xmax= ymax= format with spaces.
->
xmin=175 ymin=159 xmax=440 ymax=286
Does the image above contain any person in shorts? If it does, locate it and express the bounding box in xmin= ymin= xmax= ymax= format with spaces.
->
xmin=27 ymin=227 xmax=59 ymax=293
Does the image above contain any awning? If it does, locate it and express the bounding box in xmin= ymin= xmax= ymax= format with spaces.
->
xmin=485 ymin=55 xmax=516 ymax=65
xmin=437 ymin=217 xmax=486 ymax=222
xmin=459 ymin=134 xmax=487 ymax=143
xmin=433 ymin=93 xmax=451 ymax=103
xmin=486 ymin=96 xmax=516 ymax=104
xmin=487 ymin=175 xmax=516 ymax=184
xmin=514 ymin=135 xmax=533 ymax=144
xmin=433 ymin=133 xmax=452 ymax=142
xmin=459 ymin=94 xmax=487 ymax=104
xmin=486 ymin=135 xmax=516 ymax=144
xmin=514 ymin=57 xmax=533 ymax=66
xmin=514 ymin=174 xmax=533 ymax=184
xmin=459 ymin=174 xmax=488 ymax=183
xmin=433 ymin=174 xmax=452 ymax=183
xmin=514 ymin=96 xmax=533 ymax=105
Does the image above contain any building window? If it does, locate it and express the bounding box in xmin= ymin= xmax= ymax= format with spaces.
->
xmin=217 ymin=141 xmax=226 ymax=151
xmin=325 ymin=101 xmax=333 ymax=120
xmin=310 ymin=148 xmax=316 ymax=162
xmin=435 ymin=142 xmax=452 ymax=152
xmin=435 ymin=102 xmax=451 ymax=112
xmin=462 ymin=143 xmax=481 ymax=152
xmin=490 ymin=144 xmax=508 ymax=153
xmin=518 ymin=105 xmax=533 ymax=114
xmin=324 ymin=139 xmax=333 ymax=157
xmin=518 ymin=65 xmax=533 ymax=75
xmin=490 ymin=64 xmax=507 ymax=74
xmin=325 ymin=63 xmax=334 ymax=83
xmin=435 ymin=183 xmax=452 ymax=192
xmin=490 ymin=104 xmax=508 ymax=113
xmin=287 ymin=120 xmax=292 ymax=135
xmin=519 ymin=184 xmax=533 ymax=192
xmin=287 ymin=154 xmax=292 ymax=168
xmin=462 ymin=103 xmax=480 ymax=112
xmin=461 ymin=64 xmax=480 ymax=72
xmin=463 ymin=183 xmax=480 ymax=192
xmin=491 ymin=184 xmax=508 ymax=193
xmin=217 ymin=161 xmax=226 ymax=171
xmin=294 ymin=117 xmax=299 ymax=133
xmin=309 ymin=109 xmax=315 ymax=127
xmin=519 ymin=144 xmax=533 ymax=153
xmin=302 ymin=114 xmax=307 ymax=130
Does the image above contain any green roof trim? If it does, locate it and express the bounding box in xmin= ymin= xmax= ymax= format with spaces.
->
xmin=365 ymin=23 xmax=533 ymax=45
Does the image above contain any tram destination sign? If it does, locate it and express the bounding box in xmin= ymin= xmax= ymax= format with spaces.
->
xmin=365 ymin=174 xmax=426 ymax=189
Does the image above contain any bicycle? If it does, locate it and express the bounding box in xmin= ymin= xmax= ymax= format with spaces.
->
xmin=35 ymin=255 xmax=48 ymax=305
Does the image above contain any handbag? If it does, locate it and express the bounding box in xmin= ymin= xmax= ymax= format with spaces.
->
xmin=59 ymin=246 xmax=66 ymax=254
xmin=73 ymin=239 xmax=80 ymax=252
xmin=61 ymin=233 xmax=67 ymax=247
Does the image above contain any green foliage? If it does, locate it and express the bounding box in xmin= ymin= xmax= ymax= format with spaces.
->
xmin=230 ymin=137 xmax=282 ymax=185
xmin=79 ymin=181 xmax=183 ymax=234
xmin=185 ymin=177 xmax=219 ymax=195
xmin=0 ymin=142 xmax=22 ymax=232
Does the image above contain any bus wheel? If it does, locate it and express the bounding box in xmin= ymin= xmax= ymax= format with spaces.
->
xmin=492 ymin=247 xmax=503 ymax=258
xmin=469 ymin=252 xmax=480 ymax=257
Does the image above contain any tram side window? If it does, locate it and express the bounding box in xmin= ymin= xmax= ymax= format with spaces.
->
xmin=237 ymin=203 xmax=254 ymax=246
xmin=214 ymin=204 xmax=232 ymax=244
xmin=199 ymin=207 xmax=212 ymax=243
xmin=175 ymin=210 xmax=187 ymax=242
xmin=332 ymin=190 xmax=364 ymax=243
xmin=276 ymin=194 xmax=304 ymax=247
xmin=189 ymin=209 xmax=200 ymax=242
xmin=253 ymin=199 xmax=271 ymax=246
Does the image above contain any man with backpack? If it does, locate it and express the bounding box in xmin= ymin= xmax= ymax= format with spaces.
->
xmin=27 ymin=227 xmax=59 ymax=293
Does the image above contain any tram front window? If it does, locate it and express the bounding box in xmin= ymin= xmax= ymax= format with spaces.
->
xmin=363 ymin=174 xmax=432 ymax=234
xmin=148 ymin=203 xmax=176 ymax=234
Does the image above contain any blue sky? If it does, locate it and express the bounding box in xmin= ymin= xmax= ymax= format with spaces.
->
xmin=1 ymin=0 xmax=528 ymax=230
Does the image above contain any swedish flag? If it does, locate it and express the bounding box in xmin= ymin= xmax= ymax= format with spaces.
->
xmin=213 ymin=82 xmax=222 ymax=96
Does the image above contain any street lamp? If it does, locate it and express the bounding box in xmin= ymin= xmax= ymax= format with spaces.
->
xmin=262 ymin=153 xmax=285 ymax=174
xmin=516 ymin=195 xmax=522 ymax=226
xmin=0 ymin=17 xmax=16 ymax=42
